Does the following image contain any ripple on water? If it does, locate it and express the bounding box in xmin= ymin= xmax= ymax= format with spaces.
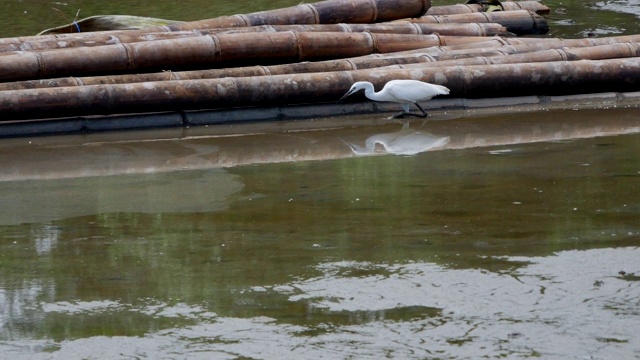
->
xmin=4 ymin=247 xmax=637 ymax=359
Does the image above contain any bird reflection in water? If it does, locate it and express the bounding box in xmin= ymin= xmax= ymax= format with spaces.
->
xmin=342 ymin=123 xmax=450 ymax=156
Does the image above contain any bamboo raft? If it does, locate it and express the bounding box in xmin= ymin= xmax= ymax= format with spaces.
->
xmin=0 ymin=0 xmax=638 ymax=136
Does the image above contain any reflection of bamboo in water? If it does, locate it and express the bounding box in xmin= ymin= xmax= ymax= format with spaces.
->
xmin=0 ymin=109 xmax=638 ymax=181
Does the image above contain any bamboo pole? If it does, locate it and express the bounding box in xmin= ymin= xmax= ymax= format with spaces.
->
xmin=166 ymin=0 xmax=431 ymax=31
xmin=0 ymin=58 xmax=639 ymax=121
xmin=0 ymin=31 xmax=202 ymax=53
xmin=0 ymin=22 xmax=510 ymax=53
xmin=361 ymin=34 xmax=640 ymax=59
xmin=208 ymin=22 xmax=511 ymax=36
xmin=0 ymin=38 xmax=527 ymax=91
xmin=427 ymin=1 xmax=550 ymax=15
xmin=400 ymin=10 xmax=549 ymax=35
xmin=5 ymin=35 xmax=640 ymax=91
xmin=387 ymin=42 xmax=640 ymax=69
xmin=0 ymin=0 xmax=431 ymax=51
xmin=0 ymin=33 xmax=490 ymax=82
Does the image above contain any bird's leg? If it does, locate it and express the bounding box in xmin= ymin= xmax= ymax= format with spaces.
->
xmin=413 ymin=102 xmax=429 ymax=118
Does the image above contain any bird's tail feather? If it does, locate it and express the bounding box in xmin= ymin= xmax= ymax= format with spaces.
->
xmin=433 ymin=84 xmax=450 ymax=95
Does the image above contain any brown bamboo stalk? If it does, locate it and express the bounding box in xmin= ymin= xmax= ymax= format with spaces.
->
xmin=0 ymin=37 xmax=532 ymax=91
xmin=209 ymin=22 xmax=510 ymax=36
xmin=167 ymin=0 xmax=431 ymax=31
xmin=0 ymin=58 xmax=639 ymax=121
xmin=400 ymin=10 xmax=549 ymax=35
xmin=5 ymin=35 xmax=640 ymax=91
xmin=0 ymin=33 xmax=490 ymax=82
xmin=0 ymin=39 xmax=523 ymax=91
xmin=0 ymin=22 xmax=510 ymax=53
xmin=0 ymin=0 xmax=431 ymax=51
xmin=388 ymin=42 xmax=640 ymax=69
xmin=501 ymin=1 xmax=552 ymax=15
xmin=0 ymin=38 xmax=522 ymax=91
xmin=365 ymin=34 xmax=640 ymax=59
xmin=0 ymin=31 xmax=202 ymax=52
xmin=427 ymin=1 xmax=551 ymax=15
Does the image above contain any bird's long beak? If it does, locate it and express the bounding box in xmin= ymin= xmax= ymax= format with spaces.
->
xmin=337 ymin=88 xmax=357 ymax=103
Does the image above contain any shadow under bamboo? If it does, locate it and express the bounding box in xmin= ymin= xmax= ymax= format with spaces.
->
xmin=400 ymin=9 xmax=549 ymax=35
xmin=0 ymin=32 xmax=490 ymax=82
xmin=0 ymin=58 xmax=639 ymax=121
xmin=1 ymin=110 xmax=637 ymax=179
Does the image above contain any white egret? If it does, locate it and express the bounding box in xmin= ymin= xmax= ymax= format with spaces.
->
xmin=339 ymin=80 xmax=450 ymax=118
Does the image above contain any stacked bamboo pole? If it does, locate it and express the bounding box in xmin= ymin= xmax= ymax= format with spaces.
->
xmin=4 ymin=35 xmax=640 ymax=91
xmin=1 ymin=57 xmax=639 ymax=121
xmin=0 ymin=33 xmax=500 ymax=82
xmin=0 ymin=23 xmax=511 ymax=53
xmin=0 ymin=0 xmax=639 ymax=126
xmin=397 ymin=10 xmax=549 ymax=35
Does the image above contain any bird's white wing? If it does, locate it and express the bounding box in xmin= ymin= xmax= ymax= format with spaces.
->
xmin=385 ymin=80 xmax=446 ymax=103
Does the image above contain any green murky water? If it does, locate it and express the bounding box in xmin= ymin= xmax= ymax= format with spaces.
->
xmin=1 ymin=108 xmax=639 ymax=358
xmin=1 ymin=0 xmax=640 ymax=359
xmin=1 ymin=0 xmax=640 ymax=39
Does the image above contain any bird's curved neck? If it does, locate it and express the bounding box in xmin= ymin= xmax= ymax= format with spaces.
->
xmin=362 ymin=83 xmax=382 ymax=101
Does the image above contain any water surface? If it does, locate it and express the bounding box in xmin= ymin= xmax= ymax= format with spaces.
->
xmin=0 ymin=0 xmax=639 ymax=359
xmin=1 ymin=109 xmax=639 ymax=358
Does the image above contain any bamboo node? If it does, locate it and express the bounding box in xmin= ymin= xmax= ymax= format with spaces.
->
xmin=418 ymin=54 xmax=438 ymax=63
xmin=366 ymin=32 xmax=379 ymax=54
xmin=71 ymin=77 xmax=84 ymax=86
xmin=258 ymin=65 xmax=272 ymax=76
xmin=235 ymin=14 xmax=251 ymax=27
xmin=208 ymin=35 xmax=222 ymax=63
xmin=120 ymin=43 xmax=135 ymax=70
xmin=410 ymin=23 xmax=423 ymax=35
xmin=302 ymin=3 xmax=320 ymax=24
xmin=622 ymin=42 xmax=639 ymax=57
xmin=337 ymin=23 xmax=351 ymax=33
xmin=478 ymin=23 xmax=489 ymax=36
xmin=162 ymin=70 xmax=179 ymax=81
xmin=345 ymin=59 xmax=358 ymax=71
xmin=553 ymin=49 xmax=569 ymax=61
xmin=291 ymin=31 xmax=305 ymax=61
xmin=367 ymin=0 xmax=379 ymax=23
xmin=493 ymin=35 xmax=509 ymax=46
xmin=34 ymin=52 xmax=46 ymax=78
